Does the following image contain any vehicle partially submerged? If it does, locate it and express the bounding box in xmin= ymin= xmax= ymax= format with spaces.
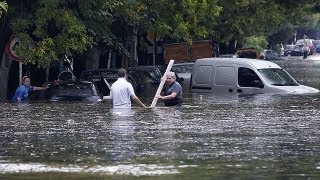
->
xmin=80 ymin=67 xmax=164 ymax=97
xmin=30 ymin=71 xmax=102 ymax=103
xmin=191 ymin=58 xmax=319 ymax=95
xmin=172 ymin=62 xmax=194 ymax=80
xmin=40 ymin=80 xmax=101 ymax=102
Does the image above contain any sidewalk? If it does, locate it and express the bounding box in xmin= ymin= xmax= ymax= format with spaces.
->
xmin=284 ymin=53 xmax=320 ymax=60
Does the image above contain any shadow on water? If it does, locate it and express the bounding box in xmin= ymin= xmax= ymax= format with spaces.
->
xmin=1 ymin=75 xmax=320 ymax=178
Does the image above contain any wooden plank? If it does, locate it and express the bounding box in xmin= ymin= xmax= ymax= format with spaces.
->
xmin=150 ymin=59 xmax=175 ymax=108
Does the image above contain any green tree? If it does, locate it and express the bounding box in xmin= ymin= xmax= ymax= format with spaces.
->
xmin=145 ymin=0 xmax=221 ymax=42
xmin=242 ymin=36 xmax=268 ymax=52
xmin=6 ymin=0 xmax=320 ymax=68
xmin=10 ymin=0 xmax=94 ymax=68
xmin=0 ymin=1 xmax=8 ymax=18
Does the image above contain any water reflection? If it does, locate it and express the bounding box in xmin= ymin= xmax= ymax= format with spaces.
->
xmin=1 ymin=91 xmax=320 ymax=178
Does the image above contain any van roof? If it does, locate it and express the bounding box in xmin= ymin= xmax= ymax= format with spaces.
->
xmin=196 ymin=57 xmax=281 ymax=69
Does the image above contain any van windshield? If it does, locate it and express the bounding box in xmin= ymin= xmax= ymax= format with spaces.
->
xmin=258 ymin=68 xmax=299 ymax=86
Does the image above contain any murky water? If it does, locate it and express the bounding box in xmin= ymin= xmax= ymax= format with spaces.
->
xmin=1 ymin=63 xmax=320 ymax=179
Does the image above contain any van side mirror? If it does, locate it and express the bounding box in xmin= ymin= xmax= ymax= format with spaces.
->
xmin=253 ymin=80 xmax=264 ymax=88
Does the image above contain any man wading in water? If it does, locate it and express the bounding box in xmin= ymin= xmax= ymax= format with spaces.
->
xmin=157 ymin=71 xmax=183 ymax=106
xmin=107 ymin=69 xmax=146 ymax=108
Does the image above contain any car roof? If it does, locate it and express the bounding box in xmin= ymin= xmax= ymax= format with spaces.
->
xmin=196 ymin=57 xmax=281 ymax=69
xmin=172 ymin=62 xmax=195 ymax=66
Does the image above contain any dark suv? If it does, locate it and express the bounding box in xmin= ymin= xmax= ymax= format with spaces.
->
xmin=80 ymin=68 xmax=146 ymax=96
xmin=284 ymin=45 xmax=303 ymax=56
xmin=38 ymin=80 xmax=101 ymax=102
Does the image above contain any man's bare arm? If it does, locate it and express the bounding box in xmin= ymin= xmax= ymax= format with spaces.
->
xmin=131 ymin=95 xmax=146 ymax=107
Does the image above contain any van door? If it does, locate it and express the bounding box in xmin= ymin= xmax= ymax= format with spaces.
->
xmin=191 ymin=65 xmax=214 ymax=92
xmin=237 ymin=67 xmax=264 ymax=94
xmin=214 ymin=66 xmax=236 ymax=93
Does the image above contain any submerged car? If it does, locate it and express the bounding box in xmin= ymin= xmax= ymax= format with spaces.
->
xmin=171 ymin=62 xmax=194 ymax=83
xmin=39 ymin=80 xmax=102 ymax=102
xmin=191 ymin=57 xmax=319 ymax=95
xmin=127 ymin=66 xmax=162 ymax=84
xmin=80 ymin=67 xmax=163 ymax=95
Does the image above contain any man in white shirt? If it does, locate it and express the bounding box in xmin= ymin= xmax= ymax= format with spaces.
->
xmin=109 ymin=69 xmax=146 ymax=108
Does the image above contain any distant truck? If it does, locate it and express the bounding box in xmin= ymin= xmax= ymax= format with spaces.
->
xmin=163 ymin=40 xmax=214 ymax=64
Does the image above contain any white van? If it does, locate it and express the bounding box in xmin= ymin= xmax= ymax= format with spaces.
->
xmin=190 ymin=58 xmax=319 ymax=95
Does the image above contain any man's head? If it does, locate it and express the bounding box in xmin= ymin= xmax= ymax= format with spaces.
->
xmin=165 ymin=71 xmax=176 ymax=84
xmin=22 ymin=76 xmax=31 ymax=86
xmin=117 ymin=68 xmax=127 ymax=78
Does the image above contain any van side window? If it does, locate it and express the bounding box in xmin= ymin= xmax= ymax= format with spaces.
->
xmin=238 ymin=67 xmax=262 ymax=88
xmin=194 ymin=65 xmax=213 ymax=85
xmin=215 ymin=66 xmax=235 ymax=86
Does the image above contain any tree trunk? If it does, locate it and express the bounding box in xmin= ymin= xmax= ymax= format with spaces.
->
xmin=129 ymin=29 xmax=138 ymax=67
xmin=107 ymin=50 xmax=112 ymax=69
xmin=0 ymin=15 xmax=11 ymax=101
xmin=0 ymin=67 xmax=8 ymax=101
xmin=86 ymin=47 xmax=100 ymax=70
xmin=153 ymin=32 xmax=157 ymax=66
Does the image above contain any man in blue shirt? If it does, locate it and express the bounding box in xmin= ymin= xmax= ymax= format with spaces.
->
xmin=11 ymin=76 xmax=47 ymax=103
xmin=157 ymin=71 xmax=183 ymax=106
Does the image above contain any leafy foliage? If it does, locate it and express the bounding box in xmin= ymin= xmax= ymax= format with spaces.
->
xmin=10 ymin=0 xmax=93 ymax=68
xmin=145 ymin=0 xmax=222 ymax=43
xmin=0 ymin=1 xmax=8 ymax=17
xmin=242 ymin=36 xmax=268 ymax=52
xmin=6 ymin=0 xmax=320 ymax=68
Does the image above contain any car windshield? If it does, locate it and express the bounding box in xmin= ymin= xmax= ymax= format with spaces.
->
xmin=258 ymin=68 xmax=299 ymax=86
xmin=145 ymin=69 xmax=162 ymax=80
xmin=172 ymin=64 xmax=194 ymax=73
xmin=285 ymin=45 xmax=297 ymax=50
xmin=50 ymin=83 xmax=97 ymax=97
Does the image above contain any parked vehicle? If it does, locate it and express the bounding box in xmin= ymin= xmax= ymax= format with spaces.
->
xmin=236 ymin=48 xmax=261 ymax=59
xmin=29 ymin=71 xmax=102 ymax=102
xmin=296 ymin=39 xmax=315 ymax=55
xmin=38 ymin=80 xmax=102 ymax=102
xmin=171 ymin=62 xmax=194 ymax=83
xmin=190 ymin=57 xmax=319 ymax=95
xmin=261 ymin=49 xmax=284 ymax=60
xmin=81 ymin=67 xmax=164 ymax=95
xmin=313 ymin=40 xmax=320 ymax=53
xmin=219 ymin=54 xmax=238 ymax=58
xmin=284 ymin=45 xmax=303 ymax=56
xmin=156 ymin=65 xmax=185 ymax=84
xmin=127 ymin=66 xmax=162 ymax=84
xmin=80 ymin=68 xmax=145 ymax=96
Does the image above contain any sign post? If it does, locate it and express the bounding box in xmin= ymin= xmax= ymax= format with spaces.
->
xmin=150 ymin=59 xmax=175 ymax=108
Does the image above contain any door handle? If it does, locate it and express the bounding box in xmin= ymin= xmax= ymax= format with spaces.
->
xmin=237 ymin=89 xmax=242 ymax=93
xmin=228 ymin=89 xmax=233 ymax=93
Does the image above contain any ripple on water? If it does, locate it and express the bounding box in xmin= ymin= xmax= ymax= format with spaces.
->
xmin=0 ymin=162 xmax=195 ymax=176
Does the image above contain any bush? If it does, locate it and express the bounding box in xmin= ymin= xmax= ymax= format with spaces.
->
xmin=242 ymin=36 xmax=268 ymax=52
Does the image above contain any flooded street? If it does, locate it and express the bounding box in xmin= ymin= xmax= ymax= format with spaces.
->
xmin=1 ymin=64 xmax=320 ymax=179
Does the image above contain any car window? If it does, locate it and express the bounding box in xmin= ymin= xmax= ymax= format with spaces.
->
xmin=48 ymin=84 xmax=97 ymax=97
xmin=215 ymin=66 xmax=235 ymax=86
xmin=172 ymin=64 xmax=194 ymax=73
xmin=238 ymin=67 xmax=262 ymax=88
xmin=258 ymin=68 xmax=298 ymax=86
xmin=172 ymin=66 xmax=182 ymax=73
